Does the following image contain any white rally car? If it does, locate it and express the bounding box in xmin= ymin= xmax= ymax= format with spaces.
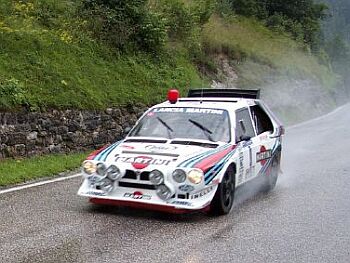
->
xmin=78 ymin=89 xmax=284 ymax=215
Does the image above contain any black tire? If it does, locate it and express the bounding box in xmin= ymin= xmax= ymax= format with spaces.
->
xmin=263 ymin=155 xmax=280 ymax=192
xmin=208 ymin=166 xmax=235 ymax=216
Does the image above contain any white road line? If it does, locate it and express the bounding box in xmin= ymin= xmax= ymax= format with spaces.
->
xmin=288 ymin=103 xmax=349 ymax=130
xmin=0 ymin=173 xmax=81 ymax=195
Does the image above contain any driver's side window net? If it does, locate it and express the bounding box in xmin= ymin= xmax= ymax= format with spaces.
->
xmin=250 ymin=105 xmax=273 ymax=135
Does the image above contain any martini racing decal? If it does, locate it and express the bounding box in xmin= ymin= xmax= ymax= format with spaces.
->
xmin=92 ymin=141 xmax=122 ymax=161
xmin=256 ymin=141 xmax=281 ymax=176
xmin=194 ymin=145 xmax=236 ymax=172
xmin=115 ymin=155 xmax=173 ymax=169
xmin=179 ymin=143 xmax=232 ymax=169
xmin=124 ymin=191 xmax=152 ymax=200
xmin=256 ymin=146 xmax=272 ymax=165
xmin=178 ymin=144 xmax=237 ymax=185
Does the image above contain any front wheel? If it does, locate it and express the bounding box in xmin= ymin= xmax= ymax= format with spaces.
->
xmin=208 ymin=166 xmax=235 ymax=216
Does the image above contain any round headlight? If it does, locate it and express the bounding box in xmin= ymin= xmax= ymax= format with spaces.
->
xmin=96 ymin=163 xmax=107 ymax=176
xmin=107 ymin=165 xmax=122 ymax=181
xmin=187 ymin=169 xmax=204 ymax=184
xmin=156 ymin=185 xmax=173 ymax=201
xmin=172 ymin=169 xmax=186 ymax=183
xmin=149 ymin=170 xmax=164 ymax=185
xmin=83 ymin=161 xmax=97 ymax=175
xmin=97 ymin=178 xmax=114 ymax=193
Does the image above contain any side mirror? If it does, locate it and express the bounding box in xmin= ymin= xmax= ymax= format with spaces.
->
xmin=239 ymin=135 xmax=251 ymax=142
xmin=239 ymin=120 xmax=246 ymax=134
xmin=124 ymin=127 xmax=132 ymax=136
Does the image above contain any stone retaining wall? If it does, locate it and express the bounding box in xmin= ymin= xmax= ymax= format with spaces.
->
xmin=0 ymin=104 xmax=147 ymax=158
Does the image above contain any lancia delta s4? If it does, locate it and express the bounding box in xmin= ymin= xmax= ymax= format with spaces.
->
xmin=78 ymin=89 xmax=284 ymax=215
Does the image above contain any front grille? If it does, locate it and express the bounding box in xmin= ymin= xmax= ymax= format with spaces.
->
xmin=119 ymin=170 xmax=153 ymax=190
xmin=122 ymin=170 xmax=150 ymax=181
xmin=140 ymin=172 xmax=150 ymax=181
xmin=118 ymin=182 xmax=156 ymax=190
xmin=123 ymin=170 xmax=137 ymax=179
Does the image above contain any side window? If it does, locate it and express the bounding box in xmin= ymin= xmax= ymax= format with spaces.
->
xmin=250 ymin=105 xmax=273 ymax=135
xmin=235 ymin=108 xmax=255 ymax=142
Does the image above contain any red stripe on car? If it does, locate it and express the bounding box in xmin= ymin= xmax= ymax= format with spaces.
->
xmin=194 ymin=145 xmax=236 ymax=172
xmin=86 ymin=144 xmax=109 ymax=160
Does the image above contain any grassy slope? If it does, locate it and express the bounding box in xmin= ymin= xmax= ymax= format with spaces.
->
xmin=202 ymin=15 xmax=337 ymax=89
xmin=0 ymin=0 xmax=337 ymax=111
xmin=0 ymin=152 xmax=86 ymax=186
xmin=0 ymin=0 xmax=202 ymax=110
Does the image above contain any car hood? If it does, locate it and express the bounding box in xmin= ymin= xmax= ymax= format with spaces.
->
xmin=93 ymin=138 xmax=235 ymax=171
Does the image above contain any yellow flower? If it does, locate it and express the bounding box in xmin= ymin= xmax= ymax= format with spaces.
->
xmin=13 ymin=1 xmax=34 ymax=16
xmin=59 ymin=31 xmax=73 ymax=44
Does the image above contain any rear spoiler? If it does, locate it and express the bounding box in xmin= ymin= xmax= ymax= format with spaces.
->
xmin=188 ymin=89 xmax=260 ymax=99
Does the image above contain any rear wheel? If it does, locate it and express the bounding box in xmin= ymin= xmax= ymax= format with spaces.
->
xmin=209 ymin=166 xmax=235 ymax=216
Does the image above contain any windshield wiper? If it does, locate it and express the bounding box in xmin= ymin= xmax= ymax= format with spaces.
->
xmin=156 ymin=117 xmax=173 ymax=138
xmin=188 ymin=119 xmax=214 ymax=141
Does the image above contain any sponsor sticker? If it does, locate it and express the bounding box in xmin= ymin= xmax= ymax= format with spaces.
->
xmin=256 ymin=146 xmax=272 ymax=165
xmin=190 ymin=186 xmax=214 ymax=199
xmin=152 ymin=108 xmax=224 ymax=115
xmin=178 ymin=184 xmax=195 ymax=193
xmin=86 ymin=191 xmax=106 ymax=196
xmin=124 ymin=191 xmax=152 ymax=200
xmin=145 ymin=145 xmax=177 ymax=152
xmin=115 ymin=155 xmax=172 ymax=169
xmin=171 ymin=201 xmax=192 ymax=206
xmin=121 ymin=145 xmax=135 ymax=149
xmin=238 ymin=151 xmax=244 ymax=184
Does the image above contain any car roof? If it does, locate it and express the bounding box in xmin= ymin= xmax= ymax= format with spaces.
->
xmin=152 ymin=97 xmax=258 ymax=112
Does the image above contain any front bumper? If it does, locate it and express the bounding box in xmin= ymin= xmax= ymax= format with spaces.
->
xmin=78 ymin=178 xmax=217 ymax=212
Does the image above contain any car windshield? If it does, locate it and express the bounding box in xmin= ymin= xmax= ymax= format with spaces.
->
xmin=129 ymin=107 xmax=231 ymax=142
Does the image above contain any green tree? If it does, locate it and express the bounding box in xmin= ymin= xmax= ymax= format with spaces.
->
xmin=229 ymin=0 xmax=328 ymax=48
xmin=81 ymin=0 xmax=167 ymax=53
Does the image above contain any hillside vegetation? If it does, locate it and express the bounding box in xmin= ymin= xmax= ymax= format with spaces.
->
xmin=0 ymin=0 xmax=338 ymax=111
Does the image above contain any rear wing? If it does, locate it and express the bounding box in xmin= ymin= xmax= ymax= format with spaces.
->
xmin=188 ymin=89 xmax=260 ymax=99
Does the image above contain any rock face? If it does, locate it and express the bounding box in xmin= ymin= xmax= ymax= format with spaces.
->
xmin=0 ymin=105 xmax=147 ymax=158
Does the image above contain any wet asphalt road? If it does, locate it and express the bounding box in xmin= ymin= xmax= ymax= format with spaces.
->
xmin=1 ymin=104 xmax=350 ymax=263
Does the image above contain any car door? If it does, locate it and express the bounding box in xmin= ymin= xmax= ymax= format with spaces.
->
xmin=234 ymin=108 xmax=256 ymax=185
xmin=250 ymin=104 xmax=275 ymax=177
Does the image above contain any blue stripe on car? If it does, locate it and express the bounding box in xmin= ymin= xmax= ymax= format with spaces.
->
xmin=180 ymin=144 xmax=232 ymax=168
xmin=204 ymin=148 xmax=237 ymax=184
xmin=94 ymin=141 xmax=122 ymax=161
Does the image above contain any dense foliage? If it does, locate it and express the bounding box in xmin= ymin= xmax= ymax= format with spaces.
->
xmin=0 ymin=0 xmax=339 ymax=110
xmin=80 ymin=0 xmax=167 ymax=52
xmin=228 ymin=0 xmax=328 ymax=49
xmin=80 ymin=0 xmax=215 ymax=53
xmin=320 ymin=0 xmax=350 ymax=93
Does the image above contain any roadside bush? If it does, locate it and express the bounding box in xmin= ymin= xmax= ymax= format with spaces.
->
xmin=229 ymin=0 xmax=328 ymax=49
xmin=155 ymin=0 xmax=195 ymax=41
xmin=0 ymin=78 xmax=28 ymax=109
xmin=80 ymin=0 xmax=167 ymax=53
